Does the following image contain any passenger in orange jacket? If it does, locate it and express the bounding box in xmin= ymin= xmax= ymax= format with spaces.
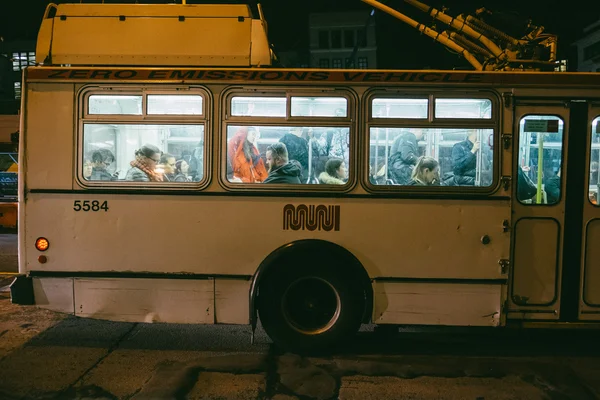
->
xmin=228 ymin=126 xmax=268 ymax=183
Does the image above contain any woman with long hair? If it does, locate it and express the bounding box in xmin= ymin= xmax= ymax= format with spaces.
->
xmin=228 ymin=126 xmax=268 ymax=183
xmin=409 ymin=156 xmax=440 ymax=186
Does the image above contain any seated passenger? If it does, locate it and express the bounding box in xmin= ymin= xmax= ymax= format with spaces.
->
xmin=318 ymin=158 xmax=347 ymax=185
xmin=83 ymin=159 xmax=93 ymax=180
xmin=90 ymin=149 xmax=117 ymax=181
xmin=263 ymin=142 xmax=302 ymax=184
xmin=388 ymin=130 xmax=424 ymax=185
xmin=408 ymin=156 xmax=440 ymax=186
xmin=174 ymin=160 xmax=191 ymax=182
xmin=228 ymin=126 xmax=268 ymax=183
xmin=159 ymin=153 xmax=176 ymax=182
xmin=126 ymin=144 xmax=163 ymax=182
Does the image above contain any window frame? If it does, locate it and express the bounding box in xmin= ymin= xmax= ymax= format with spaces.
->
xmin=364 ymin=89 xmax=500 ymax=194
xmin=76 ymin=85 xmax=211 ymax=189
xmin=221 ymin=87 xmax=357 ymax=192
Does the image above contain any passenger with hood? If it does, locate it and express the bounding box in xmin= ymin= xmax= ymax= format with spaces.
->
xmin=263 ymin=142 xmax=302 ymax=184
xmin=318 ymin=158 xmax=347 ymax=185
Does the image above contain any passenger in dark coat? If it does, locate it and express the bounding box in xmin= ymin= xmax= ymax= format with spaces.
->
xmin=279 ymin=127 xmax=309 ymax=180
xmin=388 ymin=131 xmax=424 ymax=185
xmin=545 ymin=169 xmax=561 ymax=204
xmin=451 ymin=130 xmax=480 ymax=186
xmin=90 ymin=149 xmax=117 ymax=181
xmin=263 ymin=142 xmax=302 ymax=184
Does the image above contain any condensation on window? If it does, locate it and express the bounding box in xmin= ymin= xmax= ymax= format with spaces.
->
xmin=230 ymin=97 xmax=286 ymax=117
xmin=590 ymin=116 xmax=600 ymax=206
xmin=147 ymin=95 xmax=202 ymax=115
xmin=82 ymin=124 xmax=204 ymax=183
xmin=368 ymin=127 xmax=494 ymax=187
xmin=88 ymin=95 xmax=143 ymax=115
xmin=226 ymin=125 xmax=350 ymax=185
xmin=435 ymin=98 xmax=492 ymax=119
xmin=290 ymin=97 xmax=347 ymax=117
xmin=516 ymin=115 xmax=564 ymax=204
xmin=372 ymin=98 xmax=428 ymax=119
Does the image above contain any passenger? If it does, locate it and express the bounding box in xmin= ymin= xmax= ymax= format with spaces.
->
xmin=388 ymin=130 xmax=424 ymax=185
xmin=160 ymin=153 xmax=176 ymax=182
xmin=408 ymin=156 xmax=440 ymax=186
xmin=82 ymin=159 xmax=93 ymax=180
xmin=174 ymin=160 xmax=191 ymax=182
xmin=318 ymin=158 xmax=347 ymax=185
xmin=545 ymin=167 xmax=561 ymax=204
xmin=450 ymin=130 xmax=480 ymax=185
xmin=228 ymin=126 xmax=268 ymax=183
xmin=263 ymin=142 xmax=302 ymax=184
xmin=90 ymin=149 xmax=117 ymax=181
xmin=125 ymin=144 xmax=163 ymax=182
xmin=279 ymin=127 xmax=309 ymax=180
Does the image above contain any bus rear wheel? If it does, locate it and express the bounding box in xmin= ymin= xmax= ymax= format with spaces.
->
xmin=258 ymin=264 xmax=364 ymax=354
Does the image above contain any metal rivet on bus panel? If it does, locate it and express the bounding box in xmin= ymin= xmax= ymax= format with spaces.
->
xmin=481 ymin=235 xmax=491 ymax=245
xmin=38 ymin=255 xmax=47 ymax=264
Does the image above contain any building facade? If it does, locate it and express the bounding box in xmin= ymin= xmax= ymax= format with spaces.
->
xmin=573 ymin=20 xmax=600 ymax=72
xmin=0 ymin=39 xmax=36 ymax=111
xmin=308 ymin=11 xmax=377 ymax=69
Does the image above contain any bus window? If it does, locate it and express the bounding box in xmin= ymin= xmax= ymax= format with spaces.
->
xmin=516 ymin=116 xmax=564 ymax=204
xmin=83 ymin=124 xmax=205 ymax=182
xmin=147 ymin=95 xmax=202 ymax=115
xmin=231 ymin=96 xmax=286 ymax=117
xmin=369 ymin=127 xmax=494 ymax=187
xmin=88 ymin=95 xmax=142 ymax=115
xmin=590 ymin=117 xmax=600 ymax=206
xmin=435 ymin=98 xmax=492 ymax=119
xmin=290 ymin=97 xmax=347 ymax=117
xmin=372 ymin=98 xmax=428 ymax=119
xmin=226 ymin=125 xmax=350 ymax=185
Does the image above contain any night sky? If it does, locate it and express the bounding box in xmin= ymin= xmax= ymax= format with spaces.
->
xmin=2 ymin=0 xmax=599 ymax=70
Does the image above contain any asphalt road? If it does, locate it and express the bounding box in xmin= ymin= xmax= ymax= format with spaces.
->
xmin=1 ymin=290 xmax=600 ymax=400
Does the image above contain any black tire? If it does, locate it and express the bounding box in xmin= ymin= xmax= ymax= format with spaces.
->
xmin=258 ymin=262 xmax=365 ymax=354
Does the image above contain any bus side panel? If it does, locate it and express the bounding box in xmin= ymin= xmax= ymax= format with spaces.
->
xmin=24 ymin=195 xmax=510 ymax=280
xmin=24 ymin=83 xmax=74 ymax=190
xmin=373 ymin=282 xmax=501 ymax=326
xmin=32 ymin=277 xmax=74 ymax=314
xmin=74 ymin=278 xmax=214 ymax=324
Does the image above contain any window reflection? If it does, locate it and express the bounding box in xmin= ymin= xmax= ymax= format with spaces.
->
xmin=226 ymin=125 xmax=350 ymax=185
xmin=516 ymin=116 xmax=564 ymax=204
xmin=590 ymin=117 xmax=600 ymax=206
xmin=369 ymin=127 xmax=494 ymax=187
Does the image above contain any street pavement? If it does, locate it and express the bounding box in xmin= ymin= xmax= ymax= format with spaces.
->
xmin=1 ymin=289 xmax=600 ymax=400
xmin=0 ymin=232 xmax=18 ymax=274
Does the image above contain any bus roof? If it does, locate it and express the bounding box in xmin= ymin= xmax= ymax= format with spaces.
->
xmin=35 ymin=3 xmax=272 ymax=68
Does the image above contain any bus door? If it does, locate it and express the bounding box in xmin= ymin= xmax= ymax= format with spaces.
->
xmin=508 ymin=100 xmax=586 ymax=321
xmin=579 ymin=106 xmax=600 ymax=320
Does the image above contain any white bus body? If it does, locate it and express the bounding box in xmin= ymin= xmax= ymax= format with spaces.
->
xmin=12 ymin=3 xmax=600 ymax=352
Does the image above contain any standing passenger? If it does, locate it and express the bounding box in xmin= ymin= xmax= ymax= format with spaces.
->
xmin=263 ymin=143 xmax=302 ymax=184
xmin=126 ymin=144 xmax=163 ymax=182
xmin=450 ymin=130 xmax=480 ymax=185
xmin=388 ymin=130 xmax=424 ymax=185
xmin=279 ymin=127 xmax=308 ymax=181
xmin=228 ymin=126 xmax=268 ymax=183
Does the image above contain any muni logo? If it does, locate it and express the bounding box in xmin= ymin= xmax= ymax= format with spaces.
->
xmin=283 ymin=204 xmax=341 ymax=232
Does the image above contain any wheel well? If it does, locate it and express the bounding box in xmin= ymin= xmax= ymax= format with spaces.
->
xmin=249 ymin=239 xmax=373 ymax=330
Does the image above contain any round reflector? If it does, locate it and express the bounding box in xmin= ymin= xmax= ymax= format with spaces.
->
xmin=35 ymin=237 xmax=49 ymax=252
